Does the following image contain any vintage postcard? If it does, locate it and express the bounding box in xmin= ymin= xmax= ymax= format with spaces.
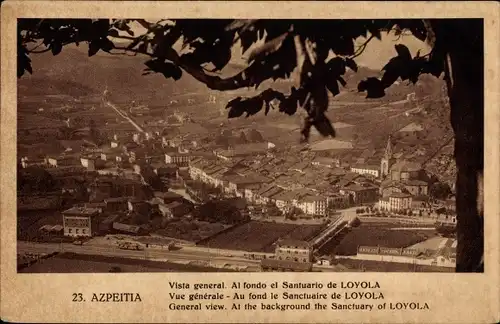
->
xmin=1 ymin=1 xmax=499 ymax=323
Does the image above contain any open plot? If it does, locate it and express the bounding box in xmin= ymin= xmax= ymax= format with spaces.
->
xmin=154 ymin=220 xmax=232 ymax=244
xmin=310 ymin=138 xmax=354 ymax=151
xmin=323 ymin=224 xmax=435 ymax=256
xmin=199 ymin=221 xmax=323 ymax=253
xmin=407 ymin=236 xmax=450 ymax=250
xmin=284 ymin=224 xmax=326 ymax=242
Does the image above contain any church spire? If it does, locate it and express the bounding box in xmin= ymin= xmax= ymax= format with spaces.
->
xmin=384 ymin=135 xmax=393 ymax=159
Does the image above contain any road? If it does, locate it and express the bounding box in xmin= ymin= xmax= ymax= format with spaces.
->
xmin=17 ymin=241 xmax=260 ymax=268
xmin=358 ymin=216 xmax=436 ymax=224
xmin=18 ymin=241 xmax=339 ymax=272
xmin=105 ymin=101 xmax=145 ymax=134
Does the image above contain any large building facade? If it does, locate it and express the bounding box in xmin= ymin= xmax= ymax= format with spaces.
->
xmin=378 ymin=193 xmax=413 ymax=212
xmin=62 ymin=207 xmax=101 ymax=237
xmin=274 ymin=239 xmax=313 ymax=263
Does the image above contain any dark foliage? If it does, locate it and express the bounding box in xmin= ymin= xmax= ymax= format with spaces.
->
xmin=429 ymin=182 xmax=452 ymax=200
xmin=18 ymin=166 xmax=56 ymax=193
xmin=17 ymin=18 xmax=445 ymax=141
xmin=193 ymin=200 xmax=249 ymax=225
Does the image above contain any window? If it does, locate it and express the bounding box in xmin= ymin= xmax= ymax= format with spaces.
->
xmin=75 ymin=229 xmax=79 ymax=234
xmin=82 ymin=229 xmax=86 ymax=234
xmin=68 ymin=228 xmax=72 ymax=233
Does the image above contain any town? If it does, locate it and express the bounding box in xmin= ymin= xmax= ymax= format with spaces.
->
xmin=16 ymin=28 xmax=463 ymax=273
xmin=17 ymin=80 xmax=458 ymax=273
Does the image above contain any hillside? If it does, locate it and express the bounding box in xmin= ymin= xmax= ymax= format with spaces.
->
xmin=17 ymin=44 xmax=455 ymax=183
xmin=19 ymin=45 xmax=210 ymax=104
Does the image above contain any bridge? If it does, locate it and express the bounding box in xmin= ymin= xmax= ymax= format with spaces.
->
xmin=310 ymin=213 xmax=360 ymax=252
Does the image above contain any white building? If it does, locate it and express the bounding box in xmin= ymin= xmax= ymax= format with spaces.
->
xmin=165 ymin=152 xmax=191 ymax=167
xmin=350 ymin=164 xmax=380 ymax=178
xmin=133 ymin=133 xmax=142 ymax=143
xmin=80 ymin=157 xmax=96 ymax=171
xmin=20 ymin=157 xmax=44 ymax=169
xmin=378 ymin=192 xmax=413 ymax=212
xmin=275 ymin=239 xmax=313 ymax=263
xmin=297 ymin=195 xmax=327 ymax=216
xmin=62 ymin=207 xmax=100 ymax=237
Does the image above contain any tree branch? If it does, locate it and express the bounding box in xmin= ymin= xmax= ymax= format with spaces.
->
xmin=28 ymin=47 xmax=52 ymax=54
xmin=111 ymin=42 xmax=257 ymax=91
xmin=135 ymin=19 xmax=153 ymax=30
xmin=349 ymin=34 xmax=375 ymax=59
xmin=111 ymin=35 xmax=138 ymax=41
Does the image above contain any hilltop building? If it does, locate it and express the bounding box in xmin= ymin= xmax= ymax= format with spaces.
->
xmin=20 ymin=156 xmax=45 ymax=169
xmin=45 ymin=155 xmax=80 ymax=168
xmin=80 ymin=156 xmax=96 ymax=171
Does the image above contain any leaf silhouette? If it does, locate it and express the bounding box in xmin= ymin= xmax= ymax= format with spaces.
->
xmin=345 ymin=57 xmax=358 ymax=72
xmin=247 ymin=32 xmax=289 ymax=63
xmin=394 ymin=44 xmax=412 ymax=61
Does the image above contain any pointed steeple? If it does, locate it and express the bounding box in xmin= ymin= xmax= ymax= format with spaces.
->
xmin=384 ymin=135 xmax=393 ymax=159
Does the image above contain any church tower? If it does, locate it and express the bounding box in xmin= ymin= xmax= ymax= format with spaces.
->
xmin=380 ymin=135 xmax=394 ymax=179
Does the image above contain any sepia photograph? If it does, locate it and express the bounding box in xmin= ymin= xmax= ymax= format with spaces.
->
xmin=15 ymin=17 xmax=484 ymax=274
xmin=2 ymin=1 xmax=499 ymax=323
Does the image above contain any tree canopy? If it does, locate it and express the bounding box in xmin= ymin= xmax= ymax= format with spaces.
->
xmin=18 ymin=19 xmax=453 ymax=141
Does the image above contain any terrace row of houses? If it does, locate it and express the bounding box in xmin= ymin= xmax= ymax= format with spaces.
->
xmin=187 ymin=156 xmax=382 ymax=216
xmin=352 ymin=240 xmax=457 ymax=268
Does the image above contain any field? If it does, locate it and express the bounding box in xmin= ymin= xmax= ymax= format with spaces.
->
xmin=310 ymin=138 xmax=354 ymax=151
xmin=19 ymin=252 xmax=232 ymax=273
xmin=17 ymin=44 xmax=454 ymax=187
xmin=322 ymin=224 xmax=436 ymax=256
xmin=198 ymin=221 xmax=325 ymax=253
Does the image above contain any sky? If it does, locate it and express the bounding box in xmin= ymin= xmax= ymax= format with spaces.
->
xmin=122 ymin=20 xmax=430 ymax=70
xmin=354 ymin=31 xmax=430 ymax=69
